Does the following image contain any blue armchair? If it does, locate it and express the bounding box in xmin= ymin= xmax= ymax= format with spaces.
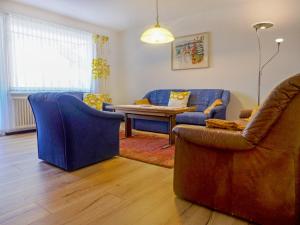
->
xmin=28 ymin=92 xmax=123 ymax=171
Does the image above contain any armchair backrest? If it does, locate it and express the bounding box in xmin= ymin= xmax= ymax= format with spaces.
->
xmin=28 ymin=93 xmax=67 ymax=164
xmin=144 ymin=89 xmax=230 ymax=112
xmin=28 ymin=92 xmax=84 ymax=166
xmin=242 ymin=74 xmax=300 ymax=145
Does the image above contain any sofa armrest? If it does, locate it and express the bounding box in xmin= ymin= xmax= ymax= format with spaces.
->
xmin=173 ymin=124 xmax=254 ymax=151
xmin=208 ymin=105 xmax=226 ymax=119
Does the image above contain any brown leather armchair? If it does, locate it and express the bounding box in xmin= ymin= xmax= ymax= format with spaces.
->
xmin=173 ymin=74 xmax=300 ymax=225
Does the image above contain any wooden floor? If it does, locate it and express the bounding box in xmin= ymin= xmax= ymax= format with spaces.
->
xmin=0 ymin=133 xmax=250 ymax=225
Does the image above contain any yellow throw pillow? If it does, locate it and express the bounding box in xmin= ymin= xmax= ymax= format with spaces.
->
xmin=206 ymin=119 xmax=247 ymax=131
xmin=204 ymin=99 xmax=223 ymax=115
xmin=83 ymin=93 xmax=112 ymax=111
xmin=134 ymin=98 xmax=151 ymax=105
xmin=168 ymin=91 xmax=191 ymax=107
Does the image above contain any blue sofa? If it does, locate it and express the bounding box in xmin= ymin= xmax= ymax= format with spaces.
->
xmin=133 ymin=89 xmax=230 ymax=133
xmin=28 ymin=92 xmax=123 ymax=171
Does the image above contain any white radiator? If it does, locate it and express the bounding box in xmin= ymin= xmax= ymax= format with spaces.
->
xmin=11 ymin=95 xmax=35 ymax=130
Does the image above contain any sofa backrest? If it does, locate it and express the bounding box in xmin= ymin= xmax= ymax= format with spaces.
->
xmin=144 ymin=89 xmax=230 ymax=112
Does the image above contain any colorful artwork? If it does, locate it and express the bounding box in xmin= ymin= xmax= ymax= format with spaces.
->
xmin=172 ymin=32 xmax=209 ymax=70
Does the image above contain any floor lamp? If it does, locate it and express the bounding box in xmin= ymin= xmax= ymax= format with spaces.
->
xmin=253 ymin=22 xmax=284 ymax=105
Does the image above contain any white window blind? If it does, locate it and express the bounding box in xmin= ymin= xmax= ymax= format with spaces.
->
xmin=8 ymin=14 xmax=93 ymax=92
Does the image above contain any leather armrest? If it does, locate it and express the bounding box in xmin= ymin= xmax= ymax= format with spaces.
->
xmin=239 ymin=109 xmax=253 ymax=119
xmin=173 ymin=124 xmax=254 ymax=151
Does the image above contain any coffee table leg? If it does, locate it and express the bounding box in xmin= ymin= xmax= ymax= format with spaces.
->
xmin=125 ymin=114 xmax=132 ymax=137
xmin=169 ymin=115 xmax=176 ymax=145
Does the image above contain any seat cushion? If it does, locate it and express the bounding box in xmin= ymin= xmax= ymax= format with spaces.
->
xmin=176 ymin=112 xmax=208 ymax=125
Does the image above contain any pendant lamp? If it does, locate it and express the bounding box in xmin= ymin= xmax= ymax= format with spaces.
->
xmin=140 ymin=0 xmax=174 ymax=44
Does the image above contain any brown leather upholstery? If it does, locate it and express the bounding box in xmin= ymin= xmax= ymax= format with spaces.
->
xmin=239 ymin=109 xmax=252 ymax=119
xmin=243 ymin=75 xmax=300 ymax=144
xmin=173 ymin=125 xmax=254 ymax=150
xmin=173 ymin=74 xmax=300 ymax=225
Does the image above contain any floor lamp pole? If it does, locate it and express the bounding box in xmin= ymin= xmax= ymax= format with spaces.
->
xmin=253 ymin=22 xmax=283 ymax=106
xmin=256 ymin=29 xmax=262 ymax=106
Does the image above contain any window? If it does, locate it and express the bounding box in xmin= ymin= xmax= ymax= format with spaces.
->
xmin=0 ymin=13 xmax=9 ymax=133
xmin=8 ymin=14 xmax=93 ymax=92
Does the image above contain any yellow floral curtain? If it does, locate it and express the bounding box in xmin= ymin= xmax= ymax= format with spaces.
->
xmin=91 ymin=34 xmax=110 ymax=94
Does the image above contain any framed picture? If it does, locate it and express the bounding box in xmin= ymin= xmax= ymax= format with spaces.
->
xmin=171 ymin=32 xmax=209 ymax=70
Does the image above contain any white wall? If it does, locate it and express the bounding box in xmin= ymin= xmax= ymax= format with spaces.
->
xmin=1 ymin=0 xmax=300 ymax=118
xmin=119 ymin=0 xmax=300 ymax=119
xmin=0 ymin=0 xmax=124 ymax=104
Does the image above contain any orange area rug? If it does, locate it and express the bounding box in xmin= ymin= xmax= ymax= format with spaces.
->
xmin=119 ymin=131 xmax=174 ymax=168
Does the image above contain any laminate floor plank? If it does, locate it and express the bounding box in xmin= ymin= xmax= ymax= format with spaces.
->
xmin=0 ymin=203 xmax=49 ymax=225
xmin=0 ymin=158 xmax=137 ymax=215
xmin=208 ymin=212 xmax=249 ymax=225
xmin=164 ymin=204 xmax=213 ymax=225
xmin=0 ymin=132 xmax=249 ymax=225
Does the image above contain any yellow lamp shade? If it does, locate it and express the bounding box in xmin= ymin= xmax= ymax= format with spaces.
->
xmin=140 ymin=24 xmax=174 ymax=44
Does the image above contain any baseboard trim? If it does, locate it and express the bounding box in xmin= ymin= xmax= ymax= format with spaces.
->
xmin=5 ymin=128 xmax=36 ymax=135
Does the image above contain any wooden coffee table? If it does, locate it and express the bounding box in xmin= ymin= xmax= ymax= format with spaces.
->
xmin=113 ymin=105 xmax=196 ymax=145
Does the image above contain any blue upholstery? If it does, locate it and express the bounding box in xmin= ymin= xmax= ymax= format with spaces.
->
xmin=133 ymin=120 xmax=169 ymax=133
xmin=28 ymin=92 xmax=123 ymax=171
xmin=176 ymin=112 xmax=208 ymax=125
xmin=133 ymin=89 xmax=230 ymax=133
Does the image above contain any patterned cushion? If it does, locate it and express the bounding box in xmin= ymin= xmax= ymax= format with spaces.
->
xmin=83 ymin=93 xmax=112 ymax=110
xmin=168 ymin=91 xmax=191 ymax=107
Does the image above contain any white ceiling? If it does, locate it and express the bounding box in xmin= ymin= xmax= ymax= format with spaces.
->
xmin=11 ymin=0 xmax=251 ymax=31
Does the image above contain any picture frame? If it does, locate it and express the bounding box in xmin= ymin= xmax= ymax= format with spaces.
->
xmin=171 ymin=32 xmax=210 ymax=70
